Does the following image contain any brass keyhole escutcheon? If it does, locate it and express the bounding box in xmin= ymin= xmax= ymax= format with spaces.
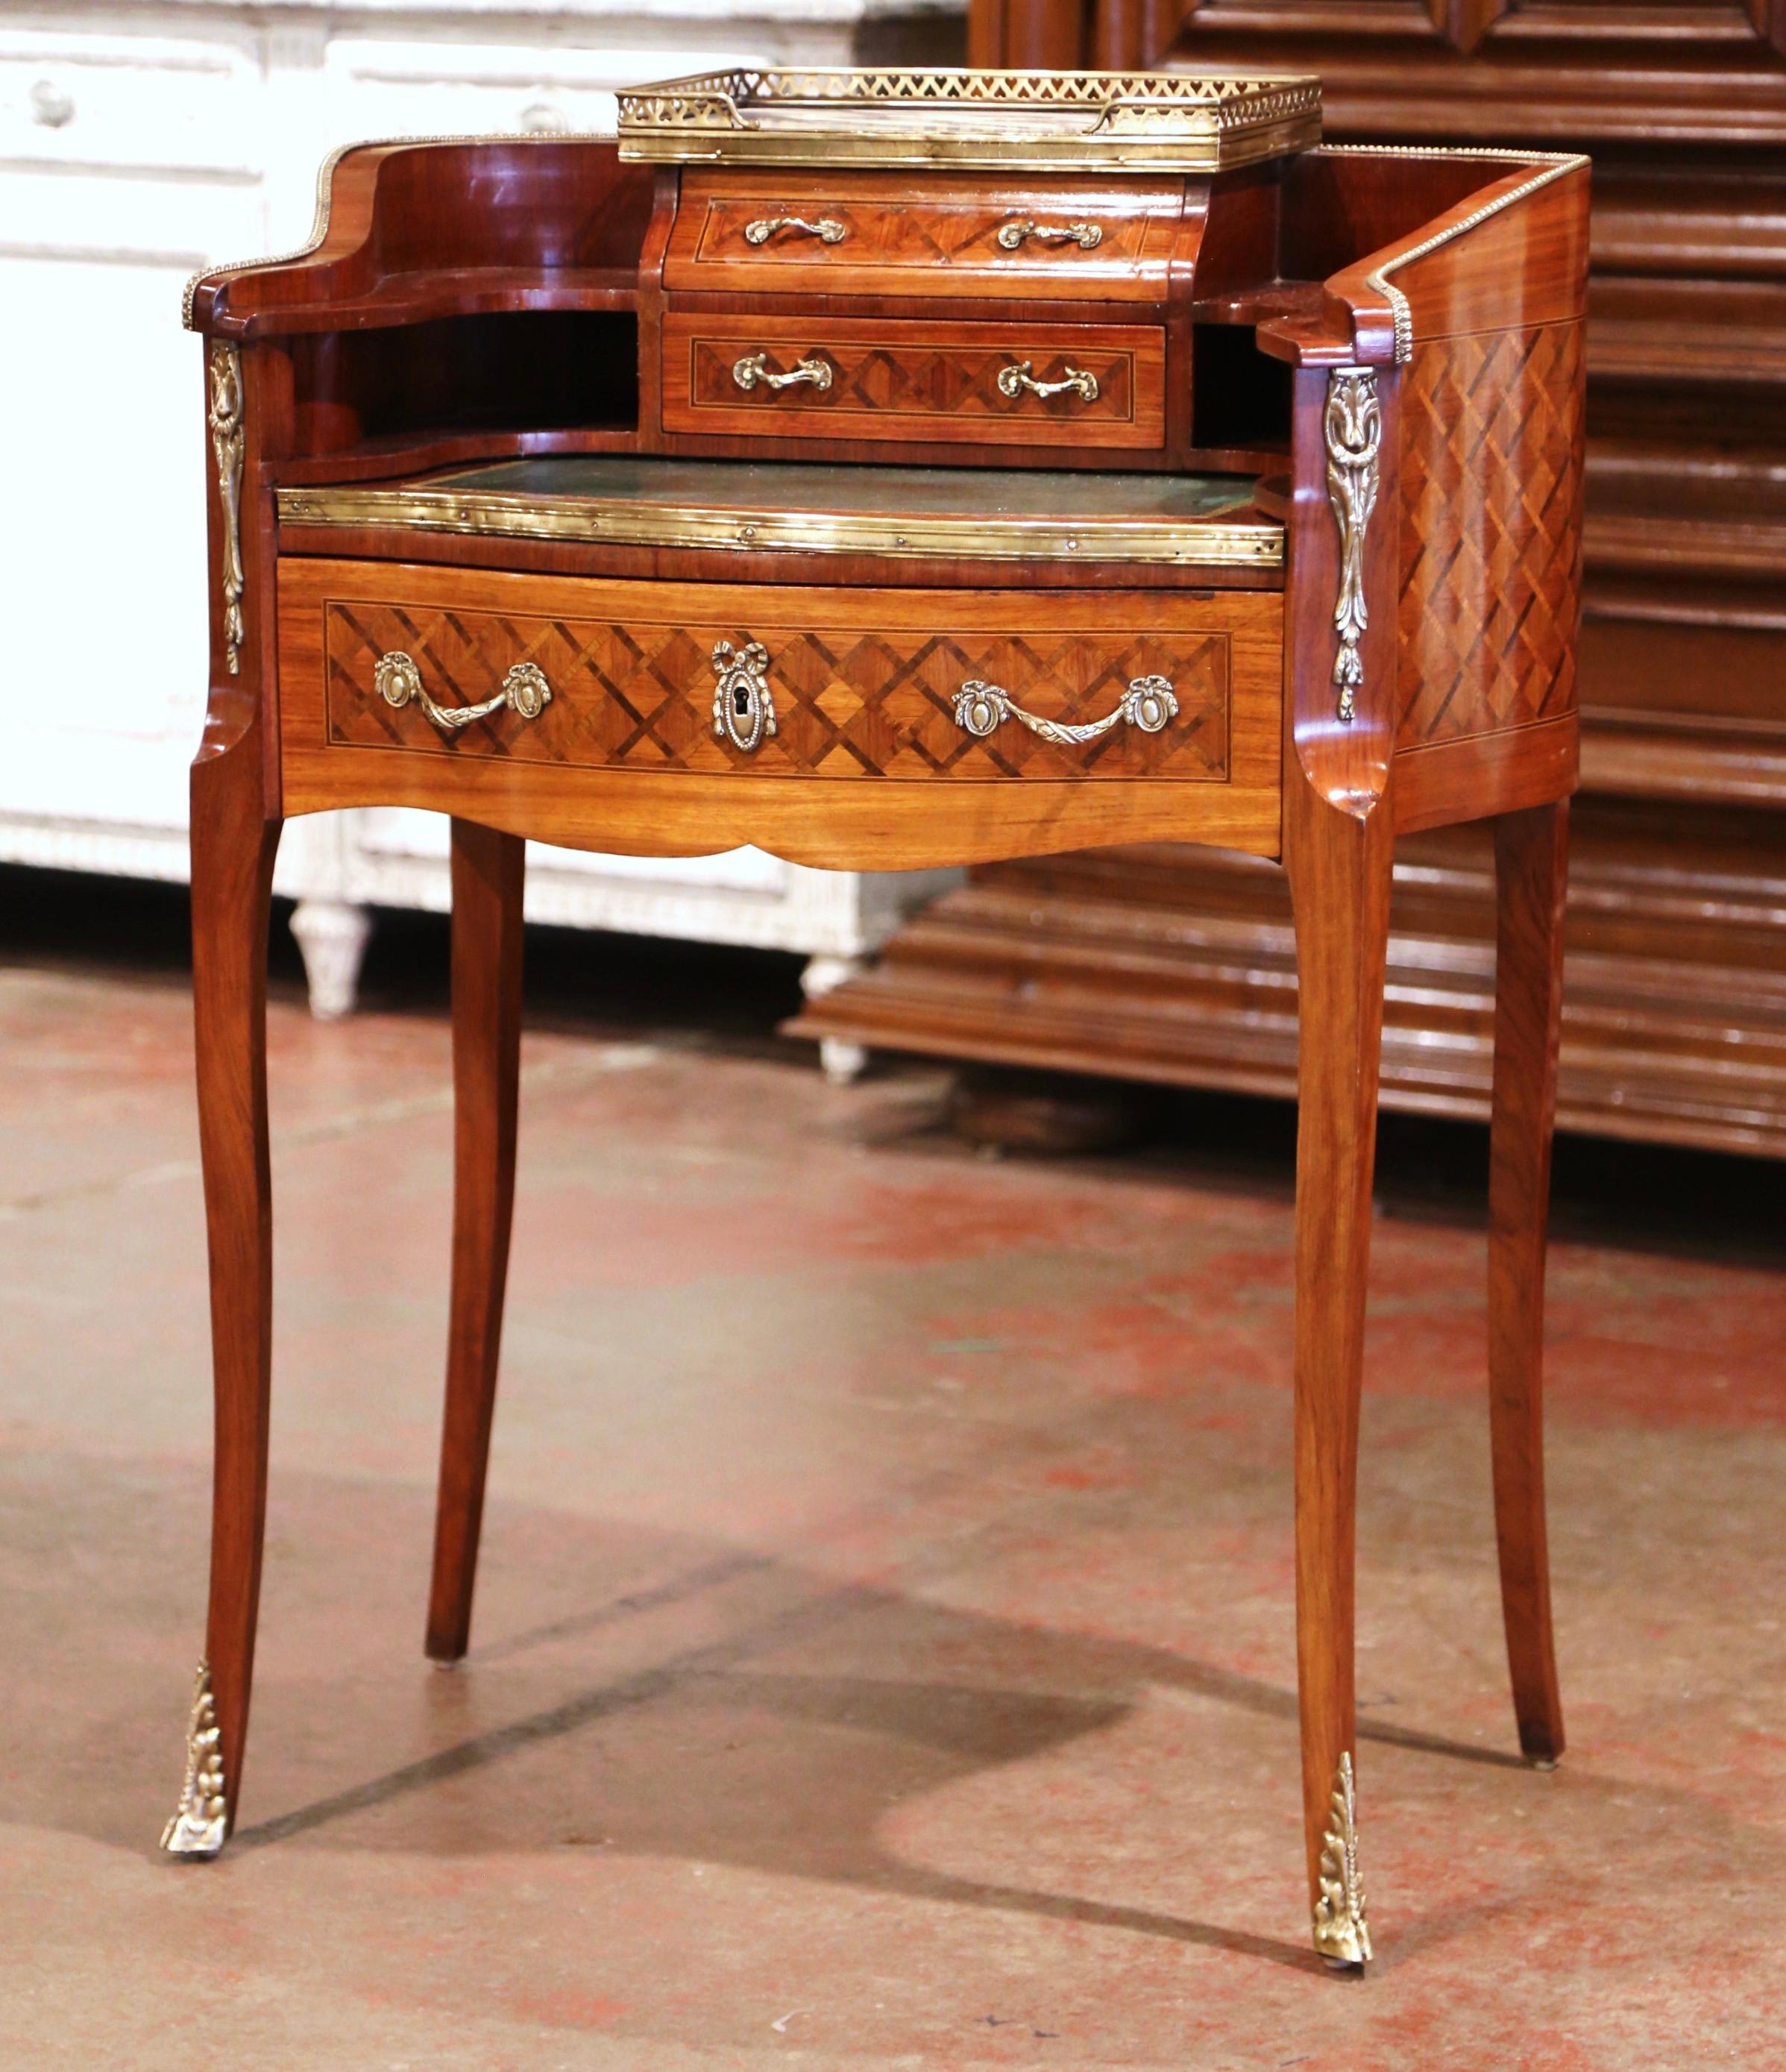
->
xmin=711 ymin=638 xmax=777 ymax=754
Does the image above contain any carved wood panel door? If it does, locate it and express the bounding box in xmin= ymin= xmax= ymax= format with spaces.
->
xmin=906 ymin=0 xmax=1786 ymax=1154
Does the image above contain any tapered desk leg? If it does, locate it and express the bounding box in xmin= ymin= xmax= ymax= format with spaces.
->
xmin=426 ymin=820 xmax=526 ymax=1663
xmin=1286 ymin=797 xmax=1392 ymax=1968
xmin=163 ymin=745 xmax=280 ymax=1858
xmin=1488 ymin=800 xmax=1569 ymax=1765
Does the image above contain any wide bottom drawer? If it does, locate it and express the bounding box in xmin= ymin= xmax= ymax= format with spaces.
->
xmin=277 ymin=560 xmax=1284 ymax=865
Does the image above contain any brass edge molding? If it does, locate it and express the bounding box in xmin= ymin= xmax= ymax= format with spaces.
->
xmin=1324 ymin=367 xmax=1380 ymax=725
xmin=1312 ymin=1751 xmax=1372 ymax=1966
xmin=207 ymin=343 xmax=246 ymax=676
xmin=181 ymin=131 xmax=622 ymax=331
xmin=275 ymin=486 xmax=1283 ymax=570
xmin=1318 ymin=147 xmax=1588 ymax=365
xmin=161 ymin=1660 xmax=229 ymax=1858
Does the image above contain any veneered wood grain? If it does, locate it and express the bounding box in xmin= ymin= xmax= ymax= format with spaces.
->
xmin=274 ymin=558 xmax=1283 ymax=865
xmin=318 ymin=608 xmax=1234 ymax=785
xmin=1285 ymin=788 xmax=1393 ymax=1931
xmin=1257 ymin=155 xmax=1590 ymax=368
xmin=1388 ymin=166 xmax=1591 ymax=348
xmin=1394 ymin=713 xmax=1579 ymax=834
xmin=189 ymin=139 xmax=654 ymax=339
xmin=1396 ymin=320 xmax=1585 ymax=752
xmin=426 ymin=820 xmax=525 ymax=1665
xmin=180 ymin=123 xmax=1603 ymax=1953
xmin=1281 ymin=340 xmax=1399 ymax=1934
xmin=661 ymin=312 xmax=1165 ymax=448
xmin=1319 ymin=161 xmax=1591 ymax=363
xmin=936 ymin=5 xmax=1772 ymax=1167
xmin=664 ymin=169 xmax=1183 ymax=301
xmin=1488 ymin=798 xmax=1570 ymax=1766
xmin=189 ymin=734 xmax=280 ymax=1838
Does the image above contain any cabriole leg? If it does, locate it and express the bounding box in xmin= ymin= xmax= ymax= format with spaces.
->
xmin=1285 ymin=800 xmax=1392 ymax=1967
xmin=1488 ymin=800 xmax=1570 ymax=1764
xmin=425 ymin=821 xmax=526 ymax=1663
xmin=164 ymin=748 xmax=280 ymax=1857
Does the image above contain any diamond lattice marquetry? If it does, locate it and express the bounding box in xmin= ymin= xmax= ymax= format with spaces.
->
xmin=689 ymin=338 xmax=1136 ymax=424
xmin=1397 ymin=320 xmax=1583 ymax=748
xmin=324 ymin=604 xmax=1230 ymax=782
xmin=695 ymin=199 xmax=1160 ymax=272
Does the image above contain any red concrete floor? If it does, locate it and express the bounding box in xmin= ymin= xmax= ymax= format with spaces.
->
xmin=1 ymin=868 xmax=1782 ymax=2071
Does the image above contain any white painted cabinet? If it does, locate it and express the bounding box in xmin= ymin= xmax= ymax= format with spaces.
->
xmin=0 ymin=1 xmax=960 ymax=1060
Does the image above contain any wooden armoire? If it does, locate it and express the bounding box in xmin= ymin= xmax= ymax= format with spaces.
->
xmin=793 ymin=1 xmax=1786 ymax=1157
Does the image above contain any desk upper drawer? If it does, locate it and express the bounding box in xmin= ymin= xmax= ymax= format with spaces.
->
xmin=284 ymin=568 xmax=1283 ymax=788
xmin=661 ymin=313 xmax=1165 ymax=450
xmin=663 ymin=170 xmax=1183 ymax=301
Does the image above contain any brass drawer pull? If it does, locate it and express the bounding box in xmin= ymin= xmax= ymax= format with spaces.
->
xmin=732 ymin=350 xmax=834 ymax=394
xmin=996 ymin=359 xmax=1100 ymax=405
xmin=953 ymin=674 xmax=1178 ymax=746
xmin=712 ymin=638 xmax=778 ymax=753
xmin=997 ymin=217 xmax=1103 ymax=251
xmin=373 ymin=652 xmax=552 ymax=735
xmin=744 ymin=214 xmax=847 ymax=246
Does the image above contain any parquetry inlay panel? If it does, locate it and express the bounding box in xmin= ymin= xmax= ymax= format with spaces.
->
xmin=321 ymin=602 xmax=1230 ymax=782
xmin=691 ymin=200 xmax=1161 ymax=273
xmin=1396 ymin=320 xmax=1584 ymax=749
xmin=685 ymin=336 xmax=1139 ymax=427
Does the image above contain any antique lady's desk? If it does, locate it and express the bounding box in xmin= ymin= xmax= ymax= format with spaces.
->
xmin=165 ymin=70 xmax=1588 ymax=1971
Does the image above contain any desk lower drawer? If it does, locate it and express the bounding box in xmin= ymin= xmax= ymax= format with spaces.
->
xmin=284 ymin=565 xmax=1279 ymax=783
xmin=277 ymin=561 xmax=1284 ymax=862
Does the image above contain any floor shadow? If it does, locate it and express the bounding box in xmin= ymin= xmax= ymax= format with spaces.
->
xmin=220 ymin=1525 xmax=1529 ymax=1975
xmin=19 ymin=1455 xmax=1768 ymax=1991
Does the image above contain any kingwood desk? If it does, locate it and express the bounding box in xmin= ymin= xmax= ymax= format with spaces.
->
xmin=162 ymin=70 xmax=1588 ymax=1971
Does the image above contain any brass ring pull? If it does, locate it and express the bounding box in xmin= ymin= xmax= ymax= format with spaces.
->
xmin=996 ymin=359 xmax=1100 ymax=405
xmin=712 ymin=638 xmax=778 ymax=753
xmin=744 ymin=214 xmax=846 ymax=246
xmin=996 ymin=218 xmax=1103 ymax=251
xmin=373 ymin=652 xmax=552 ymax=735
xmin=952 ymin=674 xmax=1178 ymax=746
xmin=732 ymin=350 xmax=834 ymax=394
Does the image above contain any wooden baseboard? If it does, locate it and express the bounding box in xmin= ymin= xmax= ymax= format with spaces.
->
xmin=786 ymin=801 xmax=1786 ymax=1159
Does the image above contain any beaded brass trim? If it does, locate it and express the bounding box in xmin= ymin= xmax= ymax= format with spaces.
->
xmin=1319 ymin=146 xmax=1588 ymax=364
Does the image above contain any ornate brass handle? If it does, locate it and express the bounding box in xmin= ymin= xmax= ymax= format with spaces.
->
xmin=373 ymin=652 xmax=552 ymax=735
xmin=997 ymin=217 xmax=1103 ymax=251
xmin=744 ymin=214 xmax=846 ymax=246
xmin=712 ymin=638 xmax=778 ymax=753
xmin=952 ymin=674 xmax=1178 ymax=747
xmin=732 ymin=351 xmax=834 ymax=394
xmin=996 ymin=359 xmax=1100 ymax=405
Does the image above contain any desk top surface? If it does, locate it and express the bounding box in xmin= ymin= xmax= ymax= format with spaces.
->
xmin=278 ymin=456 xmax=1286 ymax=568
